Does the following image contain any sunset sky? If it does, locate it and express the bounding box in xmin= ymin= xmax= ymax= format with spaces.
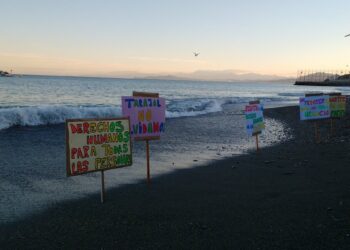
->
xmin=1 ymin=0 xmax=350 ymax=78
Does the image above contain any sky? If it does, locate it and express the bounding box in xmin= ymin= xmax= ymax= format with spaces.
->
xmin=1 ymin=0 xmax=350 ymax=78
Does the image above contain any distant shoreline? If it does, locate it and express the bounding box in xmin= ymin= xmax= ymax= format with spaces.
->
xmin=0 ymin=71 xmax=13 ymax=77
xmin=8 ymin=73 xmax=294 ymax=84
xmin=295 ymin=80 xmax=350 ymax=87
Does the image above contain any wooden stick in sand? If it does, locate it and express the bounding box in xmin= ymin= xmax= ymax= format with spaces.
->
xmin=101 ymin=170 xmax=105 ymax=204
xmin=330 ymin=118 xmax=335 ymax=137
xmin=132 ymin=91 xmax=161 ymax=185
xmin=146 ymin=140 xmax=151 ymax=184
xmin=314 ymin=121 xmax=320 ymax=143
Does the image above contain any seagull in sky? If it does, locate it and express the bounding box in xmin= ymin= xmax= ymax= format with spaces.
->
xmin=193 ymin=52 xmax=200 ymax=57
xmin=345 ymin=34 xmax=350 ymax=37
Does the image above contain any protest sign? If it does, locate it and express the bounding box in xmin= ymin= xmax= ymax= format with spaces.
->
xmin=299 ymin=95 xmax=330 ymax=120
xmin=245 ymin=103 xmax=265 ymax=136
xmin=66 ymin=118 xmax=132 ymax=176
xmin=122 ymin=94 xmax=166 ymax=140
xmin=122 ymin=92 xmax=166 ymax=184
xmin=329 ymin=95 xmax=346 ymax=118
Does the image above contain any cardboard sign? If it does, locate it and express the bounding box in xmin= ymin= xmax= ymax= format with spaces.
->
xmin=299 ymin=95 xmax=330 ymax=120
xmin=66 ymin=118 xmax=132 ymax=176
xmin=122 ymin=95 xmax=166 ymax=140
xmin=245 ymin=104 xmax=265 ymax=136
xmin=330 ymin=95 xmax=346 ymax=118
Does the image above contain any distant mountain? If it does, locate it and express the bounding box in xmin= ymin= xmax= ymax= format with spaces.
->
xmin=99 ymin=69 xmax=292 ymax=82
xmin=176 ymin=70 xmax=291 ymax=82
xmin=141 ymin=75 xmax=192 ymax=81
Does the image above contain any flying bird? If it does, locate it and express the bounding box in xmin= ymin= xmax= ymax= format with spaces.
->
xmin=193 ymin=52 xmax=200 ymax=57
xmin=345 ymin=34 xmax=350 ymax=37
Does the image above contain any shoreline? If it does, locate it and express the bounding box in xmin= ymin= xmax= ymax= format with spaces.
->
xmin=0 ymin=102 xmax=291 ymax=224
xmin=2 ymin=105 xmax=350 ymax=249
xmin=295 ymin=80 xmax=350 ymax=87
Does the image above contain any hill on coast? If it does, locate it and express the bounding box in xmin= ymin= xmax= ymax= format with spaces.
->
xmin=91 ymin=69 xmax=293 ymax=82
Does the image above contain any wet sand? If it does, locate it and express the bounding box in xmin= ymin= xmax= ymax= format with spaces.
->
xmin=1 ymin=105 xmax=350 ymax=249
xmin=0 ymin=103 xmax=288 ymax=223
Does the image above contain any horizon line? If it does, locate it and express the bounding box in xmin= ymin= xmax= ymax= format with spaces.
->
xmin=9 ymin=73 xmax=296 ymax=83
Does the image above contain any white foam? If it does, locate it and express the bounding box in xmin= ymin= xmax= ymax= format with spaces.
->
xmin=0 ymin=99 xmax=230 ymax=130
xmin=166 ymin=99 xmax=224 ymax=118
xmin=0 ymin=96 xmax=294 ymax=130
xmin=0 ymin=105 xmax=122 ymax=130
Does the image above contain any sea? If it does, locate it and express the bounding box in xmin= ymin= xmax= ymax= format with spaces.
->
xmin=1 ymin=75 xmax=349 ymax=130
xmin=1 ymin=75 xmax=350 ymax=222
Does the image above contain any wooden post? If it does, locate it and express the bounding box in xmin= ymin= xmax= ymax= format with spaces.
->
xmin=132 ymin=91 xmax=160 ymax=185
xmin=101 ymin=170 xmax=105 ymax=204
xmin=314 ymin=122 xmax=317 ymax=141
xmin=255 ymin=134 xmax=259 ymax=152
xmin=146 ymin=140 xmax=151 ymax=184
xmin=330 ymin=118 xmax=334 ymax=137
xmin=328 ymin=92 xmax=342 ymax=138
xmin=314 ymin=122 xmax=320 ymax=143
xmin=314 ymin=122 xmax=317 ymax=142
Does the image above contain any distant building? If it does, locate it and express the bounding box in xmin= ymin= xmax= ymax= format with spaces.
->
xmin=295 ymin=70 xmax=350 ymax=86
xmin=0 ymin=70 xmax=12 ymax=77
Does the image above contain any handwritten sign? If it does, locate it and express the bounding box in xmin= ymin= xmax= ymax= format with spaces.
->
xmin=122 ymin=96 xmax=166 ymax=140
xmin=245 ymin=104 xmax=265 ymax=136
xmin=330 ymin=95 xmax=346 ymax=118
xmin=66 ymin=118 xmax=132 ymax=176
xmin=299 ymin=95 xmax=330 ymax=120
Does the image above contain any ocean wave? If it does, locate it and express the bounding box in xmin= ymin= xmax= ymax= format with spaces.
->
xmin=0 ymin=97 xmax=292 ymax=130
xmin=0 ymin=106 xmax=122 ymax=130
xmin=165 ymin=97 xmax=275 ymax=118
xmin=277 ymin=92 xmax=303 ymax=97
xmin=166 ymin=99 xmax=224 ymax=118
xmin=0 ymin=99 xmax=227 ymax=130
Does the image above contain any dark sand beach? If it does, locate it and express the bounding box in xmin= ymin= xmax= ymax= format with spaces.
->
xmin=1 ymin=105 xmax=350 ymax=249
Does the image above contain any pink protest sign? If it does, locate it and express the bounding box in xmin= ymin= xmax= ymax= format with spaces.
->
xmin=122 ymin=95 xmax=166 ymax=140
